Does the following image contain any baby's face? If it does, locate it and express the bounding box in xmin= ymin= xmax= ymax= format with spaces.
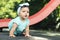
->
xmin=19 ymin=7 xmax=29 ymax=19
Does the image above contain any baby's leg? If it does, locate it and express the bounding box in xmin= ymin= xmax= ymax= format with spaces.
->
xmin=14 ymin=30 xmax=25 ymax=36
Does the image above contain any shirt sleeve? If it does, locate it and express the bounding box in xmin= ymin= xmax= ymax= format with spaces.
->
xmin=26 ymin=19 xmax=30 ymax=26
xmin=13 ymin=18 xmax=19 ymax=26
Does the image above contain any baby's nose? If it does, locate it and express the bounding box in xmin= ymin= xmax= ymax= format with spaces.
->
xmin=25 ymin=15 xmax=27 ymax=17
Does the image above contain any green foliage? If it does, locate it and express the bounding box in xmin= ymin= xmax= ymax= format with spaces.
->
xmin=29 ymin=0 xmax=50 ymax=16
xmin=0 ymin=0 xmax=22 ymax=19
xmin=29 ymin=0 xmax=60 ymax=31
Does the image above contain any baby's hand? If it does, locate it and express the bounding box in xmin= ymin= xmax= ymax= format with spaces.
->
xmin=9 ymin=34 xmax=16 ymax=38
xmin=25 ymin=34 xmax=31 ymax=37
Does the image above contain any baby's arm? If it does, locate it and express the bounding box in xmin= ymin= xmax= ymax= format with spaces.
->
xmin=25 ymin=25 xmax=30 ymax=37
xmin=9 ymin=23 xmax=17 ymax=37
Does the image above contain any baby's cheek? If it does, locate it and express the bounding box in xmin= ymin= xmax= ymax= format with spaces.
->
xmin=27 ymin=15 xmax=29 ymax=17
xmin=28 ymin=14 xmax=29 ymax=17
xmin=27 ymin=13 xmax=29 ymax=15
xmin=21 ymin=14 xmax=25 ymax=17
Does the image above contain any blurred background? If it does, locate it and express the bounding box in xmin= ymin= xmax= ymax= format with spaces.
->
xmin=0 ymin=0 xmax=60 ymax=31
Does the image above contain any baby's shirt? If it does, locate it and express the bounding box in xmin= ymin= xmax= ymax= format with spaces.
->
xmin=8 ymin=16 xmax=30 ymax=34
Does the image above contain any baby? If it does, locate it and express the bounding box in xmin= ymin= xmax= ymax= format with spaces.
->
xmin=8 ymin=3 xmax=30 ymax=37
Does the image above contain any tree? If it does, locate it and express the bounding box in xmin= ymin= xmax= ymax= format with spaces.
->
xmin=0 ymin=0 xmax=22 ymax=19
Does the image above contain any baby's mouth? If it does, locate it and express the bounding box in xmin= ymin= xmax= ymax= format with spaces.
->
xmin=25 ymin=15 xmax=27 ymax=17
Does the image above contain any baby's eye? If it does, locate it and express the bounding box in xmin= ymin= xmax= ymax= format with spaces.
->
xmin=22 ymin=11 xmax=25 ymax=12
xmin=27 ymin=11 xmax=29 ymax=13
